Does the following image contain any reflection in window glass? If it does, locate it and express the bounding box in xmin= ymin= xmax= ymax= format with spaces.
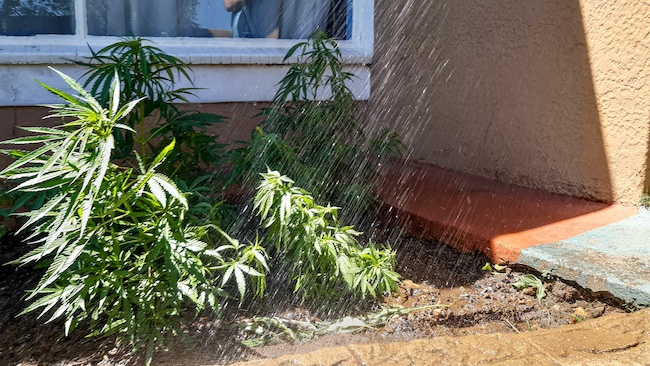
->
xmin=0 ymin=0 xmax=75 ymax=36
xmin=86 ymin=0 xmax=204 ymax=37
xmin=228 ymin=0 xmax=348 ymax=39
xmin=87 ymin=0 xmax=349 ymax=39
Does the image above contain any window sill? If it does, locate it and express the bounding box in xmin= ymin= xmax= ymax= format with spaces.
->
xmin=0 ymin=36 xmax=372 ymax=65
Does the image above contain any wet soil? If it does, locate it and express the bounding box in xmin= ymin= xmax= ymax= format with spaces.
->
xmin=0 ymin=228 xmax=632 ymax=366
xmin=235 ymin=309 xmax=650 ymax=366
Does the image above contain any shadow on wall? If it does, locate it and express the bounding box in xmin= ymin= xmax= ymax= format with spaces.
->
xmin=0 ymin=107 xmax=51 ymax=170
xmin=365 ymin=0 xmax=613 ymax=203
xmin=0 ymin=103 xmax=265 ymax=170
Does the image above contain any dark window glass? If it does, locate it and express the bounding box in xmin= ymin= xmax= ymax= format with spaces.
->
xmin=0 ymin=0 xmax=75 ymax=36
xmin=87 ymin=0 xmax=350 ymax=39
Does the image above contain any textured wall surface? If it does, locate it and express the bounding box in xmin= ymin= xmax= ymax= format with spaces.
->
xmin=365 ymin=0 xmax=649 ymax=203
xmin=582 ymin=1 xmax=650 ymax=202
xmin=1 ymin=1 xmax=648 ymax=203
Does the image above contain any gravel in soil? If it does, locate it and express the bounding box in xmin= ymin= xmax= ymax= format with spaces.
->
xmin=0 ymin=228 xmax=629 ymax=366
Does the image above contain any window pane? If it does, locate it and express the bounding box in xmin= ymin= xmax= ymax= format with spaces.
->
xmin=86 ymin=0 xmax=349 ymax=39
xmin=0 ymin=0 xmax=75 ymax=36
xmin=221 ymin=0 xmax=350 ymax=39
xmin=86 ymin=0 xmax=211 ymax=37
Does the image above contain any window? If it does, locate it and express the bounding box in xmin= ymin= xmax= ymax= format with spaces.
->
xmin=0 ymin=0 xmax=372 ymax=106
xmin=88 ymin=0 xmax=351 ymax=40
xmin=1 ymin=0 xmax=351 ymax=39
xmin=0 ymin=0 xmax=74 ymax=36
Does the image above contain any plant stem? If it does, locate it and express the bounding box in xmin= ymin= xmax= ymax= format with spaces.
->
xmin=139 ymin=103 xmax=147 ymax=166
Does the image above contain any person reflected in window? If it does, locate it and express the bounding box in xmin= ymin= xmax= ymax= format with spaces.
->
xmin=223 ymin=0 xmax=341 ymax=39
xmin=224 ymin=0 xmax=280 ymax=38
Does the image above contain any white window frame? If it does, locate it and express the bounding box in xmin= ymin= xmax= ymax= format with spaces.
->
xmin=0 ymin=0 xmax=373 ymax=106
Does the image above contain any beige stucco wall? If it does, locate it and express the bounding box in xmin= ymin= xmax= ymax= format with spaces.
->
xmin=365 ymin=0 xmax=649 ymax=203
xmin=2 ymin=1 xmax=647 ymax=203
xmin=583 ymin=1 xmax=650 ymax=202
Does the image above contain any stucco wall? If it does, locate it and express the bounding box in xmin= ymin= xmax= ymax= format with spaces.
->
xmin=583 ymin=1 xmax=650 ymax=202
xmin=1 ymin=1 xmax=647 ymax=203
xmin=366 ymin=0 xmax=649 ymax=203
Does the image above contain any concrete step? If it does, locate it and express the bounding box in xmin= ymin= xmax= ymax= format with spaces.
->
xmin=375 ymin=160 xmax=648 ymax=306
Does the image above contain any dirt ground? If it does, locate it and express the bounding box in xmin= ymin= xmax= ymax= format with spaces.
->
xmin=235 ymin=309 xmax=650 ymax=366
xmin=0 ymin=227 xmax=637 ymax=366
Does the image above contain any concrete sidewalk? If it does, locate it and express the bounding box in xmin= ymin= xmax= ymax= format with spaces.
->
xmin=376 ymin=160 xmax=649 ymax=307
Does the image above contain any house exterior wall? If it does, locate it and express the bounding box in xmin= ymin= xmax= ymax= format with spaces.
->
xmin=1 ymin=1 xmax=648 ymax=204
xmin=365 ymin=0 xmax=649 ymax=203
xmin=0 ymin=103 xmax=264 ymax=169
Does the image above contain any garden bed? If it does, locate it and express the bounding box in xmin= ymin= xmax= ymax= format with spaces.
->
xmin=0 ymin=225 xmax=628 ymax=365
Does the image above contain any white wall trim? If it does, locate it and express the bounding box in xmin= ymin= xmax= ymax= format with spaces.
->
xmin=0 ymin=64 xmax=371 ymax=106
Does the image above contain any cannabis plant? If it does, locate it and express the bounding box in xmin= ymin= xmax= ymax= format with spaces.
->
xmin=254 ymin=169 xmax=400 ymax=299
xmin=231 ymin=31 xmax=405 ymax=219
xmin=0 ymin=70 xmax=266 ymax=365
xmin=1 ymin=38 xmax=228 ymax=239
xmin=76 ymin=36 xmax=226 ymax=178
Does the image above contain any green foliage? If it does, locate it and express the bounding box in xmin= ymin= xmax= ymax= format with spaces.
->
xmin=231 ymin=31 xmax=405 ymax=218
xmin=482 ymin=262 xmax=506 ymax=274
xmin=513 ymin=274 xmax=546 ymax=303
xmin=2 ymin=38 xmax=228 ymax=227
xmin=213 ymin=230 xmax=269 ymax=302
xmin=254 ymin=169 xmax=400 ymax=299
xmin=76 ymin=36 xmax=226 ymax=178
xmin=0 ymin=35 xmax=407 ymax=364
xmin=640 ymin=192 xmax=650 ymax=207
xmin=0 ymin=182 xmax=58 ymax=227
xmin=0 ymin=70 xmax=265 ymax=366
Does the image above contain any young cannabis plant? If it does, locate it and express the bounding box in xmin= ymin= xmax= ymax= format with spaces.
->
xmin=76 ymin=36 xmax=226 ymax=178
xmin=232 ymin=31 xmax=405 ymax=220
xmin=254 ymin=169 xmax=400 ymax=299
xmin=0 ymin=69 xmax=265 ymax=365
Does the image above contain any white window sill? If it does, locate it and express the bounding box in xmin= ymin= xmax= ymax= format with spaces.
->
xmin=0 ymin=36 xmax=372 ymax=66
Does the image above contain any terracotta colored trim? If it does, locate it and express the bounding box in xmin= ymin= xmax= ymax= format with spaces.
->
xmin=376 ymin=160 xmax=638 ymax=263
